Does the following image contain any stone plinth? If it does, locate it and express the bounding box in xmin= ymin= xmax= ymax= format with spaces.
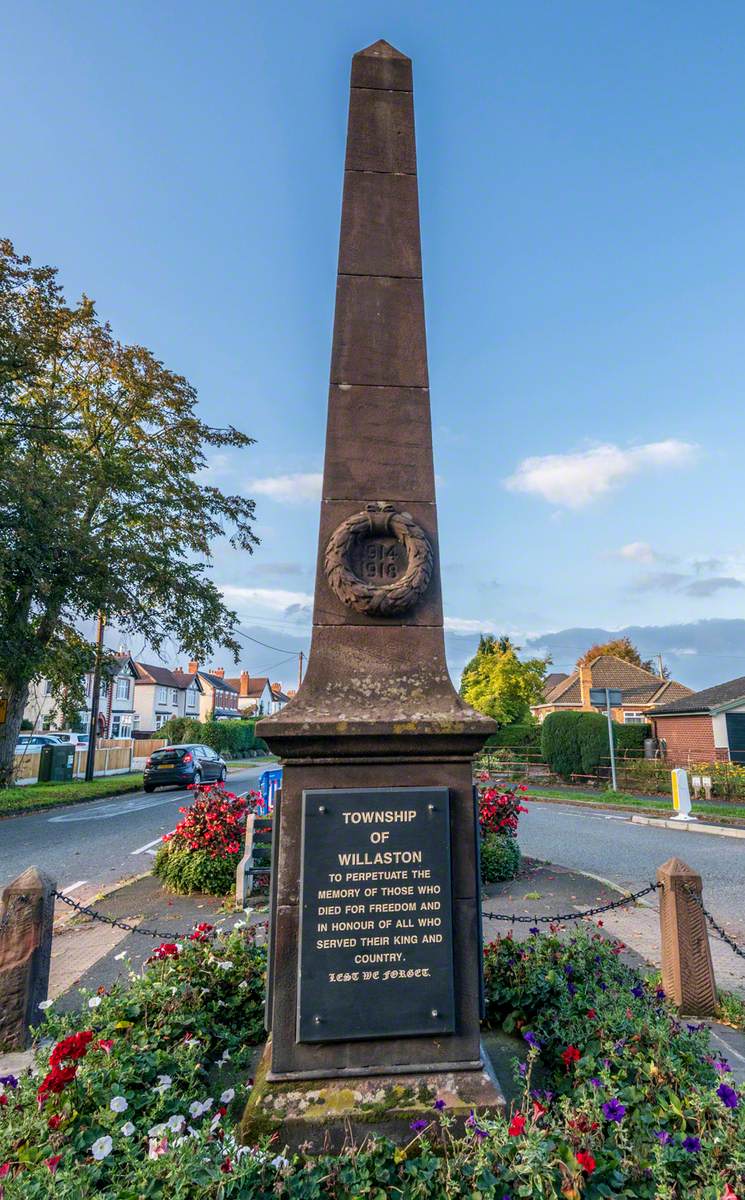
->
xmin=242 ymin=1039 xmax=504 ymax=1153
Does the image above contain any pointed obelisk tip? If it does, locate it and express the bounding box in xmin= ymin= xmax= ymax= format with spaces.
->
xmin=351 ymin=38 xmax=412 ymax=91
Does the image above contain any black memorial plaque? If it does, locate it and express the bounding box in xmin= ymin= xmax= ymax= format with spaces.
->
xmin=297 ymin=786 xmax=455 ymax=1043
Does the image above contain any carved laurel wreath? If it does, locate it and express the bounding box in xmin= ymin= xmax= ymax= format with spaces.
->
xmin=324 ymin=503 xmax=434 ymax=617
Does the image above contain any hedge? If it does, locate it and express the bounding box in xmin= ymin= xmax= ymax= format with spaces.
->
xmin=484 ymin=723 xmax=542 ymax=751
xmin=540 ymin=711 xmax=651 ymax=779
xmin=154 ymin=716 xmax=268 ymax=758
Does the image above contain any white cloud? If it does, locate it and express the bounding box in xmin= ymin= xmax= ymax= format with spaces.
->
xmin=249 ymin=473 xmax=322 ymax=503
xmin=618 ymin=541 xmax=657 ymax=563
xmin=220 ymin=585 xmax=314 ymax=614
xmin=444 ymin=616 xmax=500 ymax=635
xmin=504 ymin=440 xmax=696 ymax=509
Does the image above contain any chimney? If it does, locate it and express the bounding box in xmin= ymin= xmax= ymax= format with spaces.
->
xmin=188 ymin=661 xmax=199 ymax=674
xmin=213 ymin=667 xmax=225 ymax=679
xmin=272 ymin=682 xmax=281 ymax=692
xmin=240 ymin=671 xmax=250 ymax=696
xmin=579 ymin=662 xmax=592 ymax=709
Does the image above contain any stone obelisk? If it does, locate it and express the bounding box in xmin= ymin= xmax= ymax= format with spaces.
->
xmin=253 ymin=41 xmax=498 ymax=1140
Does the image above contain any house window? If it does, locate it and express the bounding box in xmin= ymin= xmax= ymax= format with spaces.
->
xmin=157 ymin=686 xmax=168 ymax=703
xmin=187 ymin=687 xmax=198 ymax=709
xmin=623 ymin=711 xmax=646 ymax=724
xmin=115 ymin=677 xmax=130 ymax=701
xmin=44 ymin=678 xmax=54 ymax=696
xmin=171 ymin=689 xmax=178 ymax=706
xmin=155 ymin=712 xmax=169 ymax=729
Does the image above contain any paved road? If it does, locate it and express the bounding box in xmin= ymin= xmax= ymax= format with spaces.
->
xmin=520 ymin=800 xmax=745 ymax=936
xmin=0 ymin=765 xmax=265 ymax=899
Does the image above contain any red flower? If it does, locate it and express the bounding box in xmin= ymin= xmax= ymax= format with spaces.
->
xmin=532 ymin=1099 xmax=547 ymax=1119
xmin=0 ymin=1096 xmax=6 ymax=1107
xmin=44 ymin=1156 xmax=62 ymax=1174
xmin=722 ymin=1186 xmax=739 ymax=1200
xmin=586 ymin=1009 xmax=597 ymax=1020
xmin=576 ymin=1150 xmax=596 ymax=1174
xmin=49 ymin=1031 xmax=94 ymax=1069
xmin=221 ymin=1157 xmax=233 ymax=1173
xmin=95 ymin=1039 xmax=114 ymax=1055
xmin=37 ymin=1064 xmax=78 ymax=1105
xmin=508 ymin=1113 xmax=526 ymax=1136
xmin=562 ymin=1045 xmax=581 ymax=1068
xmin=48 ymin=1114 xmax=63 ymax=1130
xmin=147 ymin=942 xmax=180 ymax=962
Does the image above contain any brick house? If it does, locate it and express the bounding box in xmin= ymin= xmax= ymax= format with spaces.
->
xmin=651 ymin=675 xmax=745 ymax=764
xmin=184 ymin=663 xmax=240 ymax=720
xmin=531 ymin=654 xmax=692 ymax=724
xmin=226 ymin=672 xmax=288 ymax=717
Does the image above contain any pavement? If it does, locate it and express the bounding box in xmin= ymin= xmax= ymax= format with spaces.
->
xmin=519 ymin=797 xmax=745 ymax=944
xmin=0 ymin=764 xmax=266 ymax=908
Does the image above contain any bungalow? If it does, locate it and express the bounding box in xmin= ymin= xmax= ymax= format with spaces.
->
xmin=651 ymin=675 xmax=745 ymax=765
xmin=531 ymin=654 xmax=693 ymax=725
xmin=132 ymin=662 xmax=203 ymax=733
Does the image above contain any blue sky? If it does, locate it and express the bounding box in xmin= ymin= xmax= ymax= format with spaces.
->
xmin=6 ymin=1 xmax=745 ymax=690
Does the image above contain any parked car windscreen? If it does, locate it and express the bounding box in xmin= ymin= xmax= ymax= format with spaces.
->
xmin=150 ymin=747 xmax=189 ymax=763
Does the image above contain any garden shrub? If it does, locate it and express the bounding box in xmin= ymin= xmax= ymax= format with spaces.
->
xmin=155 ymin=717 xmax=268 ymax=758
xmin=541 ymin=712 xmax=650 ymax=780
xmin=484 ymin=723 xmax=542 ymax=752
xmin=540 ymin=710 xmax=584 ymax=778
xmin=153 ymin=783 xmax=262 ymax=896
xmin=2 ymin=924 xmax=743 ymax=1198
xmin=480 ymin=833 xmax=521 ymax=882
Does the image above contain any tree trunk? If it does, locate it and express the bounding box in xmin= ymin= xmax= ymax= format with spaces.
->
xmin=0 ymin=682 xmax=31 ymax=788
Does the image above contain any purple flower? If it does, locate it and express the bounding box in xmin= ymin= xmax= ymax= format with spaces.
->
xmin=567 ymin=982 xmax=577 ymax=996
xmin=602 ymin=1098 xmax=626 ymax=1122
xmin=599 ymin=982 xmax=607 ymax=991
xmin=523 ymin=1031 xmax=540 ymax=1049
xmin=433 ymin=1098 xmax=445 ymax=1111
xmin=655 ymin=986 xmax=665 ymax=1000
xmin=714 ymin=1059 xmax=732 ymax=1074
xmin=473 ymin=1126 xmax=488 ymax=1139
xmin=0 ymin=1074 xmax=18 ymax=1089
xmin=518 ymin=1062 xmax=528 ymax=1077
xmin=410 ymin=1119 xmax=428 ymax=1131
xmin=655 ymin=1130 xmax=672 ymax=1145
xmin=682 ymin=1136 xmax=701 ymax=1153
xmin=564 ymin=964 xmax=574 ymax=976
xmin=529 ymin=926 xmax=539 ymax=935
xmin=717 ymin=1083 xmax=739 ymax=1109
xmin=630 ymin=985 xmax=644 ymax=999
xmin=687 ymin=1022 xmax=703 ymax=1033
xmin=589 ymin=1077 xmax=602 ymax=1088
xmin=466 ymin=1109 xmax=477 ymax=1127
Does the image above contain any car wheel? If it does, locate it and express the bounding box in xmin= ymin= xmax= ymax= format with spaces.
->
xmin=192 ymin=769 xmax=202 ymax=789
xmin=219 ymin=766 xmax=227 ymax=783
xmin=144 ymin=785 xmax=155 ymax=794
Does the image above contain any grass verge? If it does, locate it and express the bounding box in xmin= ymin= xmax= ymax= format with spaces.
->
xmin=529 ymin=785 xmax=745 ymax=824
xmin=0 ymin=772 xmax=144 ymax=817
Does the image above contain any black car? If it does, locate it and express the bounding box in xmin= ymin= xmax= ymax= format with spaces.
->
xmin=143 ymin=743 xmax=228 ymax=792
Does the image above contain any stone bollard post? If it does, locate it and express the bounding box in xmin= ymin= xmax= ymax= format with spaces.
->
xmin=0 ymin=867 xmax=56 ymax=1050
xmin=235 ymin=814 xmax=257 ymax=908
xmin=657 ymin=857 xmax=717 ymax=1016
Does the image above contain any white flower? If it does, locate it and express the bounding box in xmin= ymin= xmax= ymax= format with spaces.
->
xmin=186 ymin=1037 xmax=202 ymax=1051
xmin=91 ymin=1135 xmax=113 ymax=1160
xmin=167 ymin=1113 xmax=185 ymax=1132
xmin=153 ymin=1074 xmax=172 ymax=1094
xmin=200 ymin=1097 xmax=213 ymax=1112
xmin=38 ymin=999 xmax=53 ymax=1011
xmin=148 ymin=1123 xmax=167 ymax=1138
xmin=114 ymin=950 xmax=128 ymax=961
xmin=110 ymin=1096 xmax=128 ymax=1113
xmin=88 ymin=995 xmax=102 ymax=1009
xmin=215 ymin=961 xmax=233 ymax=970
xmin=210 ymin=1113 xmax=222 ymax=1131
xmin=238 ymin=980 xmax=248 ymax=989
xmin=220 ymin=1088 xmax=235 ymax=1105
xmin=121 ymin=1122 xmax=135 ymax=1137
xmin=271 ymin=1154 xmax=290 ymax=1170
xmin=189 ymin=1101 xmax=205 ymax=1118
xmin=175 ymin=943 xmax=182 ymax=951
xmin=233 ymin=919 xmax=246 ymax=928
xmin=148 ymin=1136 xmax=168 ymax=1160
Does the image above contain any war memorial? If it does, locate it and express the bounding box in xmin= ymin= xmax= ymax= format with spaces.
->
xmin=245 ymin=39 xmax=503 ymax=1148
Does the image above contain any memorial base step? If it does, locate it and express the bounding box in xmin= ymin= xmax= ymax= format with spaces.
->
xmin=240 ymin=1037 xmax=505 ymax=1153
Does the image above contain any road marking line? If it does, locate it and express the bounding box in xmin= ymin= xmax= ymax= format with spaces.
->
xmin=61 ymin=880 xmax=87 ymax=895
xmin=131 ymin=836 xmax=166 ymax=855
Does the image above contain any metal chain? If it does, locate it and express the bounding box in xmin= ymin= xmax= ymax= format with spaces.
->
xmin=482 ymin=882 xmax=660 ymax=925
xmin=682 ymin=885 xmax=745 ymax=961
xmin=53 ymin=889 xmax=269 ymax=942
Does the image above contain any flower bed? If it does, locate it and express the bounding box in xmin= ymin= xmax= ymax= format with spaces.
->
xmin=477 ymin=777 xmax=527 ymax=883
xmin=153 ymin=782 xmax=262 ymax=896
xmin=1 ymin=921 xmax=742 ymax=1196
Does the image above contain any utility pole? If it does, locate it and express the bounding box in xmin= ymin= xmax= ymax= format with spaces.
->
xmin=85 ymin=612 xmax=106 ymax=783
xmin=657 ymin=653 xmax=665 ymax=679
xmin=298 ymin=651 xmax=305 ymax=689
xmin=605 ymin=690 xmax=618 ymax=792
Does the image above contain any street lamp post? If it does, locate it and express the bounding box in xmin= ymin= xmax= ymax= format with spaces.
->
xmin=589 ymin=687 xmax=622 ymax=792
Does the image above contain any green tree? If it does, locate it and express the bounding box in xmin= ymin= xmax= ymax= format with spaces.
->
xmin=578 ymin=636 xmax=667 ymax=678
xmin=460 ymin=634 xmax=548 ymax=725
xmin=0 ymin=240 xmax=258 ymax=784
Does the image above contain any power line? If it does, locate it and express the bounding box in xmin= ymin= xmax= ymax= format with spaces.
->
xmin=234 ymin=627 xmax=305 ymax=655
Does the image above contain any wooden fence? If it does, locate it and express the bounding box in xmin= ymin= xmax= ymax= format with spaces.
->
xmin=131 ymin=738 xmax=166 ymax=760
xmin=12 ymin=740 xmax=133 ymax=785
